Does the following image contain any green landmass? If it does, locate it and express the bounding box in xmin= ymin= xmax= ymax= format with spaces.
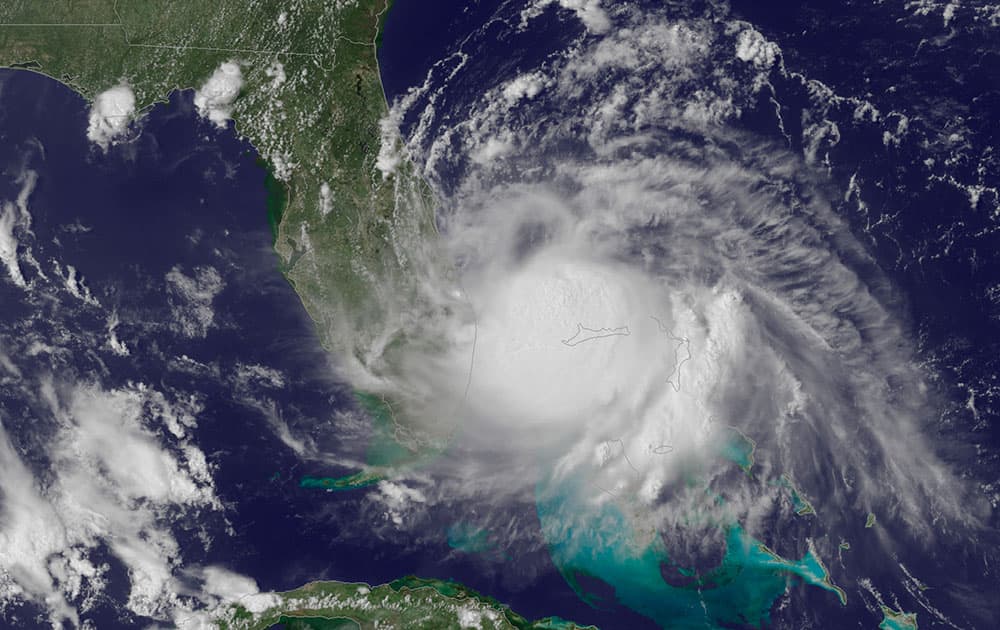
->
xmin=215 ymin=577 xmax=597 ymax=630
xmin=879 ymin=605 xmax=918 ymax=630
xmin=356 ymin=390 xmax=434 ymax=468
xmin=0 ymin=3 xmax=539 ymax=628
xmin=299 ymin=470 xmax=384 ymax=491
xmin=0 ymin=0 xmax=441 ymax=374
xmin=0 ymin=0 xmax=441 ymax=486
xmin=278 ymin=616 xmax=360 ymax=630
xmin=298 ymin=391 xmax=449 ymax=492
xmin=866 ymin=512 xmax=877 ymax=528
xmin=260 ymin=157 xmax=290 ymax=246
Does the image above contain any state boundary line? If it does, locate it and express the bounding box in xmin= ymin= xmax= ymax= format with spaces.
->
xmin=0 ymin=15 xmax=360 ymax=59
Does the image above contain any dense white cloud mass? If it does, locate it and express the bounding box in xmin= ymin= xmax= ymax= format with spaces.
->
xmin=556 ymin=0 xmax=611 ymax=33
xmin=194 ymin=61 xmax=244 ymax=128
xmin=0 ymin=200 xmax=26 ymax=288
xmin=376 ymin=114 xmax=403 ymax=178
xmin=501 ymin=72 xmax=548 ymax=103
xmin=0 ymin=171 xmax=37 ymax=290
xmin=198 ymin=567 xmax=278 ymax=613
xmin=375 ymin=481 xmax=428 ymax=526
xmin=734 ymin=26 xmax=781 ymax=69
xmin=354 ymin=3 xmax=987 ymax=597
xmin=2 ymin=0 xmax=994 ymax=626
xmin=86 ymin=84 xmax=136 ymax=150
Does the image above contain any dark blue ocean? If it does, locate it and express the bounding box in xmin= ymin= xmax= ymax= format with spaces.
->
xmin=0 ymin=0 xmax=997 ymax=627
xmin=0 ymin=66 xmax=646 ymax=627
xmin=379 ymin=1 xmax=1000 ymax=439
xmin=377 ymin=1 xmax=1000 ymax=628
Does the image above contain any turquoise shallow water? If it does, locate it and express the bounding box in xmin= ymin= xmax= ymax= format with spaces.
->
xmin=535 ymin=461 xmax=846 ymax=629
xmin=447 ymin=522 xmax=496 ymax=555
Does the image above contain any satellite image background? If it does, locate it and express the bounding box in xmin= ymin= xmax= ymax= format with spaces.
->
xmin=0 ymin=1 xmax=998 ymax=628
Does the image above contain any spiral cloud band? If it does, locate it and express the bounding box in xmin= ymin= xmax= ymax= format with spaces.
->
xmin=355 ymin=3 xmax=991 ymax=627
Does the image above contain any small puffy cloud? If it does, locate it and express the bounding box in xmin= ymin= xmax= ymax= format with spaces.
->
xmin=522 ymin=0 xmax=610 ymax=34
xmin=502 ymin=72 xmax=548 ymax=104
xmin=195 ymin=567 xmax=280 ymax=621
xmin=265 ymin=60 xmax=286 ymax=89
xmin=107 ymin=311 xmax=130 ymax=357
xmin=559 ymin=0 xmax=611 ymax=34
xmin=194 ymin=61 xmax=244 ymax=128
xmin=87 ymin=84 xmax=136 ymax=150
xmin=375 ymin=481 xmax=427 ymax=526
xmin=269 ymin=152 xmax=295 ymax=181
xmin=52 ymin=262 xmax=99 ymax=306
xmin=735 ymin=28 xmax=781 ymax=69
xmin=375 ymin=115 xmax=402 ymax=178
xmin=200 ymin=567 xmax=259 ymax=602
xmin=319 ymin=182 xmax=333 ymax=216
xmin=470 ymin=134 xmax=514 ymax=165
xmin=457 ymin=606 xmax=483 ymax=629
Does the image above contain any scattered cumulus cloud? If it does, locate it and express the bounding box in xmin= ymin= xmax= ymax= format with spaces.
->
xmin=0 ymin=120 xmax=298 ymax=629
xmin=166 ymin=265 xmax=225 ymax=338
xmin=457 ymin=606 xmax=484 ymax=629
xmin=558 ymin=0 xmax=611 ymax=33
xmin=233 ymin=363 xmax=286 ymax=390
xmin=375 ymin=481 xmax=427 ymax=527
xmin=52 ymin=262 xmax=100 ymax=306
xmin=470 ymin=133 xmax=514 ymax=165
xmin=265 ymin=61 xmax=286 ymax=90
xmin=106 ymin=311 xmax=130 ymax=356
xmin=0 ymin=380 xmax=224 ymax=626
xmin=522 ymin=0 xmax=611 ymax=34
xmin=502 ymin=72 xmax=548 ymax=104
xmin=269 ymin=151 xmax=295 ymax=181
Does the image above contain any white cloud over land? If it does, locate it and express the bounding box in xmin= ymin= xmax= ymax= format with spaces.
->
xmin=194 ymin=61 xmax=244 ymax=128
